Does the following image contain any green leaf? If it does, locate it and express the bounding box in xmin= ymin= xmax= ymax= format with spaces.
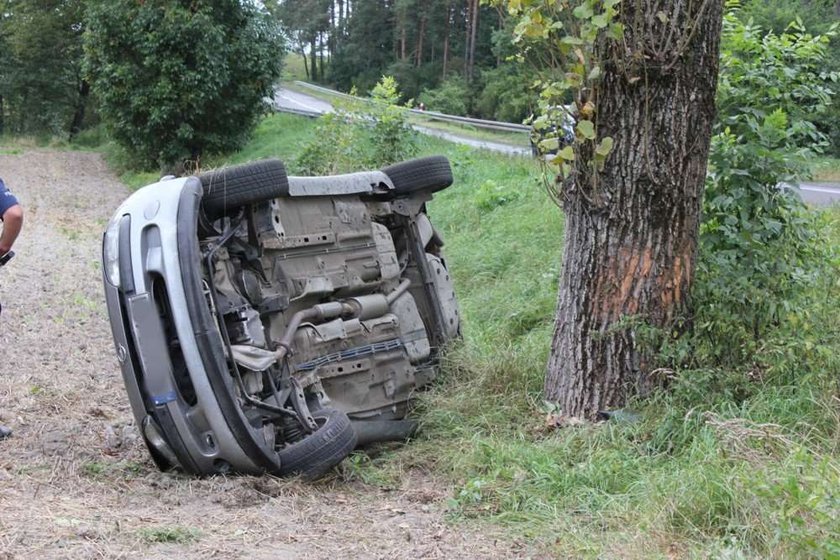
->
xmin=573 ymin=4 xmax=593 ymax=19
xmin=591 ymin=14 xmax=608 ymax=28
xmin=576 ymin=120 xmax=596 ymax=140
xmin=557 ymin=145 xmax=575 ymax=160
xmin=595 ymin=136 xmax=614 ymax=156
xmin=539 ymin=137 xmax=560 ymax=152
xmin=560 ymin=35 xmax=585 ymax=46
xmin=607 ymin=22 xmax=625 ymax=40
xmin=588 ymin=66 xmax=601 ymax=81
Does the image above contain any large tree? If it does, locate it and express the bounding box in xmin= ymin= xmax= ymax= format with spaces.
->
xmin=0 ymin=0 xmax=88 ymax=137
xmin=84 ymin=0 xmax=284 ymax=169
xmin=507 ymin=0 xmax=725 ymax=418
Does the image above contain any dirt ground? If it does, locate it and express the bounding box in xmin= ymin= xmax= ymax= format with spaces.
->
xmin=0 ymin=150 xmax=535 ymax=560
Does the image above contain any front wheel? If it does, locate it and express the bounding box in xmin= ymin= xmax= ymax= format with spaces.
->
xmin=276 ymin=407 xmax=357 ymax=480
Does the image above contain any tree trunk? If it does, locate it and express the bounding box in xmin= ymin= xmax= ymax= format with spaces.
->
xmin=319 ymin=33 xmax=325 ymax=77
xmin=442 ymin=4 xmax=450 ymax=79
xmin=310 ymin=36 xmax=318 ymax=81
xmin=545 ymin=0 xmax=725 ymax=418
xmin=68 ymin=79 xmax=90 ymax=140
xmin=415 ymin=14 xmax=426 ymax=67
xmin=467 ymin=0 xmax=479 ymax=81
xmin=329 ymin=2 xmax=336 ymax=57
xmin=301 ymin=44 xmax=310 ymax=79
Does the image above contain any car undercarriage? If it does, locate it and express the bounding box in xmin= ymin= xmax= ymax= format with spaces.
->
xmin=102 ymin=156 xmax=460 ymax=478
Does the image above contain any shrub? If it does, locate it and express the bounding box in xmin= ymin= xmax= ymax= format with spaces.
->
xmin=418 ymin=77 xmax=470 ymax=116
xmin=295 ymin=76 xmax=416 ymax=173
xmin=693 ymin=12 xmax=838 ymax=366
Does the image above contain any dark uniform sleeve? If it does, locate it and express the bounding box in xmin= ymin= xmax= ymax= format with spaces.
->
xmin=0 ymin=178 xmax=20 ymax=219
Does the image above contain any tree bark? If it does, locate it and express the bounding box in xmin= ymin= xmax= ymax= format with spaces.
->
xmin=545 ymin=0 xmax=725 ymax=418
xmin=310 ymin=35 xmax=318 ymax=81
xmin=415 ymin=13 xmax=426 ymax=67
xmin=68 ymin=79 xmax=90 ymax=140
xmin=467 ymin=0 xmax=479 ymax=80
xmin=442 ymin=3 xmax=451 ymax=79
xmin=301 ymin=44 xmax=311 ymax=79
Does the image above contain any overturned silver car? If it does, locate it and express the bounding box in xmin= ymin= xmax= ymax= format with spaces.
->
xmin=102 ymin=156 xmax=459 ymax=479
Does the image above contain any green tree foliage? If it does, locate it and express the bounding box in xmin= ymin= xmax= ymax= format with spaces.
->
xmin=277 ymin=0 xmax=535 ymax=121
xmin=269 ymin=0 xmax=330 ymax=81
xmin=83 ymin=0 xmax=285 ymax=169
xmin=473 ymin=65 xmax=534 ymax=123
xmin=694 ymin=12 xmax=838 ymax=364
xmin=0 ymin=0 xmax=89 ymax=137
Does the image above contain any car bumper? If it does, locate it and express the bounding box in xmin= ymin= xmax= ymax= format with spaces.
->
xmin=103 ymin=177 xmax=279 ymax=475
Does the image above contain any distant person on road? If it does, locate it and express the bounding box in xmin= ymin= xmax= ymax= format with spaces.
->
xmin=418 ymin=102 xmax=426 ymax=111
xmin=0 ymin=177 xmax=23 ymax=440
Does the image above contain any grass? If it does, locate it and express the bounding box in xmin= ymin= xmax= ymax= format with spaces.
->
xmin=138 ymin=526 xmax=201 ymax=544
xmin=17 ymin=111 xmax=837 ymax=557
xmin=192 ymin=114 xmax=840 ymax=556
xmin=282 ymin=52 xmax=310 ymax=82
xmin=810 ymin=156 xmax=840 ymax=181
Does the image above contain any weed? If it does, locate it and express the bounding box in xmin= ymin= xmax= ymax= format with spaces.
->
xmin=138 ymin=526 xmax=201 ymax=544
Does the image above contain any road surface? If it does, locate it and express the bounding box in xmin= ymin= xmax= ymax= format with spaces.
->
xmin=273 ymin=87 xmax=333 ymax=115
xmin=792 ymin=181 xmax=840 ymax=206
xmin=273 ymin=87 xmax=840 ymax=206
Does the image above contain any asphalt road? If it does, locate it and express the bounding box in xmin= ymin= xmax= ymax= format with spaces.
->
xmin=792 ymin=182 xmax=840 ymax=206
xmin=273 ymin=87 xmax=334 ymax=115
xmin=272 ymin=87 xmax=840 ymax=206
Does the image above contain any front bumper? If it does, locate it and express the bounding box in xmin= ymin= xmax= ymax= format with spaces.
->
xmin=103 ymin=177 xmax=279 ymax=475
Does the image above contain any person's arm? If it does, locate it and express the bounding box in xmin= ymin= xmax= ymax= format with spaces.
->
xmin=0 ymin=204 xmax=23 ymax=255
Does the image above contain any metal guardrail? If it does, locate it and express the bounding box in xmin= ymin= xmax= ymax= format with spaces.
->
xmin=291 ymin=81 xmax=531 ymax=134
xmin=271 ymin=104 xmax=322 ymax=119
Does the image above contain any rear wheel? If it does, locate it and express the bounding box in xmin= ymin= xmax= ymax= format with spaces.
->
xmin=381 ymin=156 xmax=453 ymax=196
xmin=199 ymin=159 xmax=289 ymax=219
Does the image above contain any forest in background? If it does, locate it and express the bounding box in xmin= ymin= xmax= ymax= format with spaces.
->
xmin=270 ymin=0 xmax=840 ymax=152
xmin=1 ymin=0 xmax=839 ymax=152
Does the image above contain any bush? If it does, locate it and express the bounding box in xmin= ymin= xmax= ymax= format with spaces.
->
xmin=418 ymin=77 xmax=470 ymax=116
xmin=474 ymin=65 xmax=536 ymax=123
xmin=368 ymin=76 xmax=417 ymax=166
xmin=295 ymin=76 xmax=416 ymax=173
xmin=693 ymin=12 xmax=838 ymax=366
xmin=84 ymin=0 xmax=285 ymax=170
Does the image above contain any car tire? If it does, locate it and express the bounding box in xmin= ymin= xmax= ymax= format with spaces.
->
xmin=198 ymin=159 xmax=289 ymax=218
xmin=381 ymin=156 xmax=453 ymax=196
xmin=276 ymin=407 xmax=357 ymax=480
